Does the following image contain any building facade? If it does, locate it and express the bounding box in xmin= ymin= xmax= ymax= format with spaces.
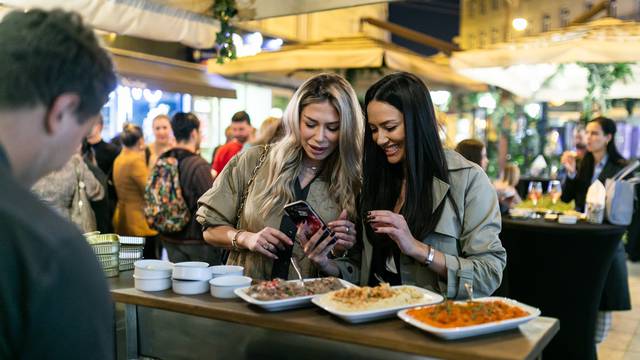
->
xmin=460 ymin=0 xmax=640 ymax=49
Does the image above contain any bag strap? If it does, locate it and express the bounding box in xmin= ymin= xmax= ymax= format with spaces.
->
xmin=613 ymin=160 xmax=640 ymax=181
xmin=235 ymin=145 xmax=271 ymax=228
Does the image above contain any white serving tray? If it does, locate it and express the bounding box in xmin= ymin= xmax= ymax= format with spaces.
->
xmin=312 ymin=285 xmax=444 ymax=324
xmin=235 ymin=278 xmax=355 ymax=312
xmin=397 ymin=296 xmax=541 ymax=340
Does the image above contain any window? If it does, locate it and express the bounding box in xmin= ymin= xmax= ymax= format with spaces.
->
xmin=479 ymin=31 xmax=486 ymax=48
xmin=542 ymin=14 xmax=551 ymax=32
xmin=585 ymin=0 xmax=594 ymax=10
xmin=468 ymin=0 xmax=476 ymax=18
xmin=492 ymin=0 xmax=500 ymax=11
xmin=491 ymin=27 xmax=499 ymax=43
xmin=560 ymin=8 xmax=570 ymax=27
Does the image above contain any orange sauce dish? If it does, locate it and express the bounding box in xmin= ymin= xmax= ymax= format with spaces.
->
xmin=407 ymin=300 xmax=529 ymax=328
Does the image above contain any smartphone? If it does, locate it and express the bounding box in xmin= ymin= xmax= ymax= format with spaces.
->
xmin=283 ymin=200 xmax=336 ymax=249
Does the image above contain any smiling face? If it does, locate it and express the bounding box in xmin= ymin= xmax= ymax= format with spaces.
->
xmin=299 ymin=101 xmax=340 ymax=163
xmin=153 ymin=116 xmax=172 ymax=145
xmin=586 ymin=121 xmax=611 ymax=154
xmin=366 ymin=100 xmax=406 ymax=164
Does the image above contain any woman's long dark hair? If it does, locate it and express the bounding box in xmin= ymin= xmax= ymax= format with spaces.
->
xmin=361 ymin=72 xmax=449 ymax=251
xmin=577 ymin=116 xmax=625 ymax=184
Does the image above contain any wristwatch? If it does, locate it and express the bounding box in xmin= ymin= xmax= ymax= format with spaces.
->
xmin=425 ymin=245 xmax=435 ymax=266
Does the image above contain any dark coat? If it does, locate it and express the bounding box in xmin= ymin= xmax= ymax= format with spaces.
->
xmin=561 ymin=156 xmax=631 ymax=311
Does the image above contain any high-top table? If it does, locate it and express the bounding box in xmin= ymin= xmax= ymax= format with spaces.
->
xmin=500 ymin=218 xmax=626 ymax=360
xmin=109 ymin=274 xmax=558 ymax=360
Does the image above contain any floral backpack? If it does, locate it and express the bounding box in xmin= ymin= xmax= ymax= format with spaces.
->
xmin=144 ymin=155 xmax=190 ymax=233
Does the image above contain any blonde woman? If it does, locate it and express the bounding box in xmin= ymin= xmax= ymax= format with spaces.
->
xmin=250 ymin=116 xmax=283 ymax=146
xmin=494 ymin=162 xmax=522 ymax=210
xmin=146 ymin=114 xmax=175 ymax=168
xmin=197 ymin=73 xmax=363 ymax=282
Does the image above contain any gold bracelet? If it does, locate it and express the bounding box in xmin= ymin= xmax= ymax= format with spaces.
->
xmin=232 ymin=230 xmax=244 ymax=251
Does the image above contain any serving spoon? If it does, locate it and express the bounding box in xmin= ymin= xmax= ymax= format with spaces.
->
xmin=290 ymin=256 xmax=304 ymax=287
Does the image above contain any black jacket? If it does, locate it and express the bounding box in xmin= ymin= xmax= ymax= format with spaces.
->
xmin=0 ymin=145 xmax=113 ymax=359
xmin=561 ymin=157 xmax=627 ymax=212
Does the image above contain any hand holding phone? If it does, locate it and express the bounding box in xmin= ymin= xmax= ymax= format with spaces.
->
xmin=284 ymin=200 xmax=336 ymax=251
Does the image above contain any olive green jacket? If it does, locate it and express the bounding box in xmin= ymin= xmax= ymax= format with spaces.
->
xmin=196 ymin=146 xmax=360 ymax=283
xmin=360 ymin=150 xmax=506 ymax=299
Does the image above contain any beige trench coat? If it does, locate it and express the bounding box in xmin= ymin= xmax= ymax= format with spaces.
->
xmin=360 ymin=150 xmax=506 ymax=299
xmin=196 ymin=146 xmax=360 ymax=283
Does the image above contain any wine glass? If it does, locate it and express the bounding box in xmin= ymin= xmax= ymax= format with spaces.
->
xmin=548 ymin=180 xmax=562 ymax=205
xmin=528 ymin=181 xmax=543 ymax=207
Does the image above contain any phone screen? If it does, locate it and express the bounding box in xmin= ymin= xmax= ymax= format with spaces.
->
xmin=284 ymin=201 xmax=335 ymax=248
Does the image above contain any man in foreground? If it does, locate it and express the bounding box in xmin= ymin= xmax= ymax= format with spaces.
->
xmin=0 ymin=9 xmax=117 ymax=359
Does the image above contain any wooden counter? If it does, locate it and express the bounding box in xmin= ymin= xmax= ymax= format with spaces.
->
xmin=111 ymin=275 xmax=558 ymax=360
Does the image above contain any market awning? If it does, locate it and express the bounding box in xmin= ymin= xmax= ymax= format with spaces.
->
xmin=3 ymin=0 xmax=219 ymax=48
xmin=207 ymin=36 xmax=486 ymax=91
xmin=110 ymin=48 xmax=236 ymax=98
xmin=450 ymin=18 xmax=640 ymax=100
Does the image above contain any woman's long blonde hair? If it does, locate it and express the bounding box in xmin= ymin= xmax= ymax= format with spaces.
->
xmin=246 ymin=73 xmax=363 ymax=223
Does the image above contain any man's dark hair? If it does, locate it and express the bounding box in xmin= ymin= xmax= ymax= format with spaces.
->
xmin=120 ymin=124 xmax=143 ymax=148
xmin=231 ymin=110 xmax=251 ymax=125
xmin=171 ymin=112 xmax=200 ymax=142
xmin=0 ymin=9 xmax=116 ymax=122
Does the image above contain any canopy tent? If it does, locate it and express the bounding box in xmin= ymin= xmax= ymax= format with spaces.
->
xmin=2 ymin=0 xmax=220 ymax=48
xmin=110 ymin=48 xmax=236 ymax=98
xmin=207 ymin=36 xmax=486 ymax=91
xmin=450 ymin=18 xmax=640 ymax=101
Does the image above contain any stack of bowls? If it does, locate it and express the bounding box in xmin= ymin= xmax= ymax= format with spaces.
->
xmin=133 ymin=260 xmax=173 ymax=291
xmin=118 ymin=236 xmax=145 ymax=271
xmin=208 ymin=265 xmax=251 ymax=298
xmin=172 ymin=262 xmax=212 ymax=295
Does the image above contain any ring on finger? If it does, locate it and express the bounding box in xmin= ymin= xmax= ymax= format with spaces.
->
xmin=345 ymin=226 xmax=350 ymax=234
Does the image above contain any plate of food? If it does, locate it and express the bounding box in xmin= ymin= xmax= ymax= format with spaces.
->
xmin=311 ymin=283 xmax=444 ymax=324
xmin=234 ymin=277 xmax=353 ymax=312
xmin=397 ymin=296 xmax=540 ymax=340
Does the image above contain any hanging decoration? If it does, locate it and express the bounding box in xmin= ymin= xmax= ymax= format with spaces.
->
xmin=578 ymin=62 xmax=633 ymax=121
xmin=212 ymin=0 xmax=238 ymax=64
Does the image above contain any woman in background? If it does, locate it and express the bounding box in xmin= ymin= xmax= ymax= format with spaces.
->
xmin=493 ymin=162 xmax=522 ymax=213
xmin=32 ymin=151 xmax=104 ymax=233
xmin=560 ymin=116 xmax=631 ymax=344
xmin=455 ymin=138 xmax=488 ymax=171
xmin=146 ymin=114 xmax=175 ymax=168
xmin=113 ymin=124 xmax=158 ymax=257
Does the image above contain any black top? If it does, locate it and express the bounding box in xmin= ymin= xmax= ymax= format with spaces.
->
xmin=0 ymin=145 xmax=114 ymax=360
xmin=90 ymin=139 xmax=119 ymax=177
xmin=271 ymin=179 xmax=312 ymax=280
xmin=161 ymin=148 xmax=214 ymax=243
xmin=561 ymin=158 xmax=626 ymax=212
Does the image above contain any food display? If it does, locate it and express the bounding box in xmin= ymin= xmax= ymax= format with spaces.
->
xmin=245 ymin=277 xmax=345 ymax=301
xmin=322 ymin=283 xmax=425 ymax=312
xmin=406 ymin=300 xmax=529 ymax=328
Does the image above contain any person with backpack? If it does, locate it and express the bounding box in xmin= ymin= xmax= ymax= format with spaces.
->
xmin=146 ymin=112 xmax=220 ymax=264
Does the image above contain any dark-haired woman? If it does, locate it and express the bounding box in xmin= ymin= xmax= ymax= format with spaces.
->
xmin=112 ymin=124 xmax=158 ymax=254
xmin=560 ymin=116 xmax=631 ymax=343
xmin=360 ymin=72 xmax=506 ymax=299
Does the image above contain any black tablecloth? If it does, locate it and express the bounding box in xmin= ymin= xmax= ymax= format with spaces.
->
xmin=499 ymin=218 xmax=626 ymax=360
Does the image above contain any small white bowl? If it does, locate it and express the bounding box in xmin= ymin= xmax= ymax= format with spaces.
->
xmin=210 ymin=265 xmax=244 ymax=279
xmin=558 ymin=215 xmax=578 ymax=224
xmin=134 ymin=260 xmax=173 ymax=279
xmin=172 ymin=261 xmax=211 ymax=281
xmin=172 ymin=279 xmax=210 ymax=295
xmin=209 ymin=275 xmax=252 ymax=299
xmin=134 ymin=275 xmax=171 ymax=292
